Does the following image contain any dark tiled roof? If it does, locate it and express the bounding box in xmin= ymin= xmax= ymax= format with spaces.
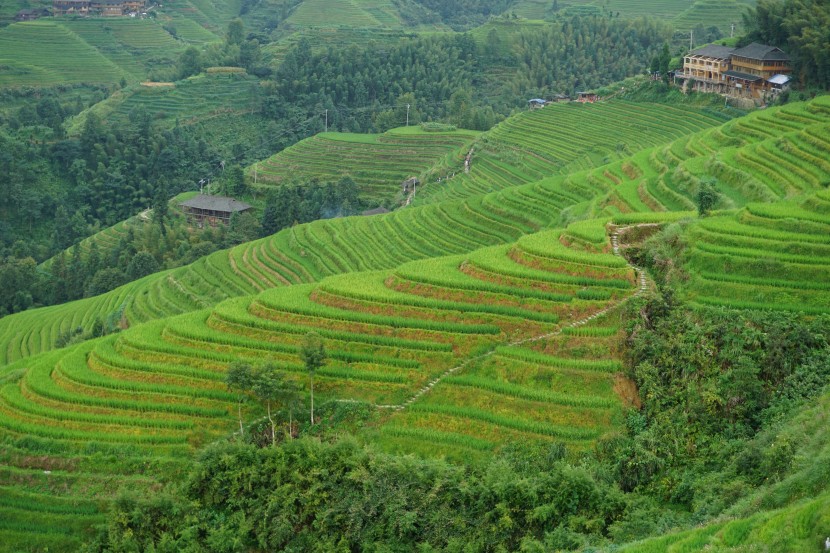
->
xmin=688 ymin=45 xmax=735 ymax=59
xmin=732 ymin=42 xmax=789 ymax=61
xmin=724 ymin=70 xmax=763 ymax=82
xmin=179 ymin=195 xmax=252 ymax=213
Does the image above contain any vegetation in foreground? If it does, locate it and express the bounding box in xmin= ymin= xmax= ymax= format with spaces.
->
xmin=80 ymin=293 xmax=830 ymax=552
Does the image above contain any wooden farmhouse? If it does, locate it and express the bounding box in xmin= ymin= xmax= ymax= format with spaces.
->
xmin=576 ymin=92 xmax=598 ymax=103
xmin=528 ymin=98 xmax=548 ymax=109
xmin=179 ymin=195 xmax=253 ymax=228
xmin=15 ymin=8 xmax=49 ymax=20
xmin=679 ymin=44 xmax=734 ymax=93
xmin=678 ymin=42 xmax=791 ymax=101
xmin=726 ymin=43 xmax=791 ymax=97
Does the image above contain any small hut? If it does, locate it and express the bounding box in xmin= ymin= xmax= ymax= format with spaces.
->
xmin=576 ymin=92 xmax=598 ymax=103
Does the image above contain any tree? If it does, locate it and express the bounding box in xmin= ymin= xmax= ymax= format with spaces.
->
xmin=226 ymin=18 xmax=245 ymax=47
xmin=226 ymin=361 xmax=253 ymax=436
xmin=251 ymin=363 xmax=290 ymax=446
xmin=260 ymin=197 xmax=279 ymax=237
xmin=225 ymin=165 xmax=246 ymax=196
xmin=225 ymin=212 xmax=261 ymax=247
xmin=152 ymin=183 xmax=169 ymax=236
xmin=67 ymin=244 xmax=85 ymax=300
xmin=178 ymin=46 xmax=203 ymax=80
xmin=126 ymin=251 xmax=160 ymax=281
xmin=300 ymin=332 xmax=326 ymax=425
xmin=86 ymin=267 xmax=125 ymax=297
xmin=658 ymin=43 xmax=671 ymax=83
xmin=696 ymin=178 xmax=719 ymax=217
xmin=86 ymin=241 xmax=101 ymax=280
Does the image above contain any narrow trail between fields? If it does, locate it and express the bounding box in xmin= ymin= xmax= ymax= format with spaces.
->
xmin=375 ymin=226 xmax=651 ymax=412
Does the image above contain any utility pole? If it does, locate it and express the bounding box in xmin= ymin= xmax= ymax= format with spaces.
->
xmin=254 ymin=163 xmax=258 ymax=185
xmin=324 ymin=109 xmax=328 ymax=133
xmin=690 ymin=30 xmax=694 ymax=51
xmin=406 ymin=103 xmax=411 ymax=126
xmin=731 ymin=23 xmax=735 ymax=38
xmin=199 ymin=179 xmax=205 ymax=194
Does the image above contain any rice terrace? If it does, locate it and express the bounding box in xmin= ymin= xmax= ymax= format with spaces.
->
xmin=0 ymin=0 xmax=829 ymax=551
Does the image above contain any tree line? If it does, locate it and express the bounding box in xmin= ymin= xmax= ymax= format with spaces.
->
xmin=742 ymin=0 xmax=830 ymax=89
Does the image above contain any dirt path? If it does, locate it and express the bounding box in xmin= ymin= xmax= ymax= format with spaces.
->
xmin=376 ymin=228 xmax=650 ymax=411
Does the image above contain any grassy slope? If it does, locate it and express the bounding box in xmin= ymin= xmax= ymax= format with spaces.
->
xmin=615 ymin=387 xmax=830 ymax=552
xmin=249 ymin=126 xmax=480 ymax=204
xmin=1 ymin=95 xmax=830 ymax=552
xmin=0 ymin=21 xmax=130 ymax=87
xmin=543 ymin=0 xmax=755 ymax=32
xmin=3 ymin=96 xmax=830 ymax=366
xmin=0 ymin=97 xmax=747 ymax=366
xmin=0 ymin=0 xmax=240 ymax=89
xmin=411 ymin=98 xmax=730 ymax=206
xmin=681 ymin=191 xmax=830 ymax=313
xmin=68 ymin=73 xmax=262 ymax=131
xmin=0 ymin=217 xmax=639 ymax=552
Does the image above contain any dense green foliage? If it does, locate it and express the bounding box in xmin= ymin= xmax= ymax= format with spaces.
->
xmin=2 ymin=3 xmax=830 ymax=549
xmin=260 ymin=16 xmax=670 ymax=132
xmin=743 ymin=0 xmax=830 ymax=89
xmin=260 ymin=176 xmax=363 ymax=235
xmin=81 ymin=296 xmax=830 ymax=551
xmin=85 ymin=438 xmax=624 ymax=552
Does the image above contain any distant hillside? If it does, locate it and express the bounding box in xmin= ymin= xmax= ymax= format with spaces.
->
xmin=412 ymin=98 xmax=730 ymax=205
xmin=67 ymin=73 xmax=261 ymax=132
xmin=3 ymin=95 xmax=830 ymax=551
xmin=2 ymin=96 xmax=828 ymax=367
xmin=249 ymin=126 xmax=479 ymax=205
xmin=0 ymin=19 xmax=190 ymax=87
xmin=0 ymin=21 xmax=130 ymax=87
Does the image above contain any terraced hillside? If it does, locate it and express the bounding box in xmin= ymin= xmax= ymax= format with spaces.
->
xmin=286 ymin=0 xmax=403 ymax=28
xmin=3 ymin=96 xmax=830 ymax=367
xmin=0 ymin=21 xmax=129 ymax=87
xmin=59 ymin=19 xmax=183 ymax=79
xmin=250 ymin=127 xmax=479 ymax=204
xmin=67 ymin=73 xmax=262 ymax=134
xmin=159 ymin=0 xmax=239 ymax=39
xmin=411 ymin=100 xmax=730 ymax=205
xmin=0 ymin=17 xmax=220 ymax=88
xmin=0 ymin=219 xmax=642 ymax=550
xmin=672 ymin=0 xmax=754 ymax=32
xmin=261 ymin=26 xmax=416 ymax=65
xmin=680 ymin=190 xmax=830 ymax=313
xmin=508 ymin=0 xmax=753 ymax=31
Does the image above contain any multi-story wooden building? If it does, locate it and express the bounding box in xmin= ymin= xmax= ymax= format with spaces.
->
xmin=52 ymin=0 xmax=90 ymax=16
xmin=725 ymin=42 xmax=791 ymax=98
xmin=680 ymin=45 xmax=734 ymax=93
xmin=679 ymin=42 xmax=791 ymax=101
